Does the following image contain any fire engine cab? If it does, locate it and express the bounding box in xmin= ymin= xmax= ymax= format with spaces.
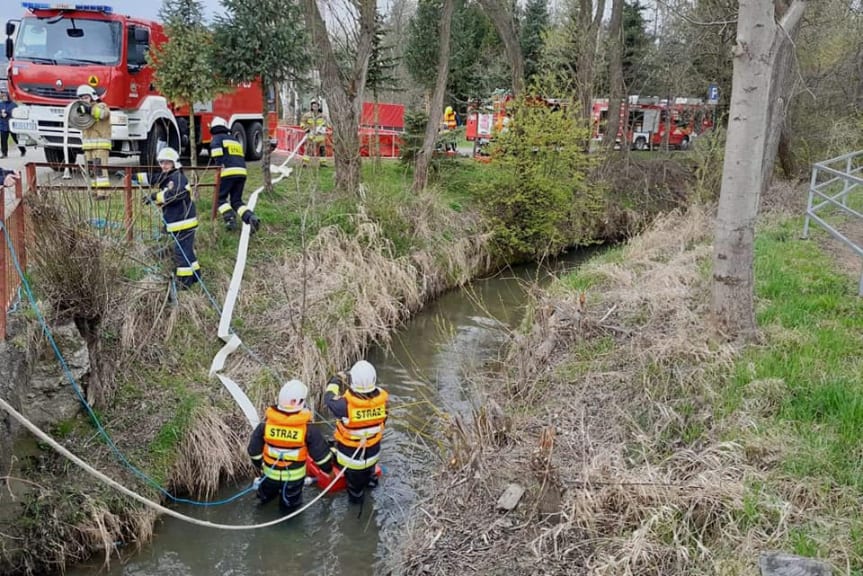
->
xmin=4 ymin=2 xmax=274 ymax=166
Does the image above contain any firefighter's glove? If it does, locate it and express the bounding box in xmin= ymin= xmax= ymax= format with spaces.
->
xmin=334 ymin=370 xmax=350 ymax=391
xmin=252 ymin=476 xmax=264 ymax=490
xmin=141 ymin=193 xmax=155 ymax=206
xmin=76 ymin=102 xmax=92 ymax=116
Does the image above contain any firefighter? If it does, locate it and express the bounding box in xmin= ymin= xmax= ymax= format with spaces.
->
xmin=441 ymin=105 xmax=458 ymax=153
xmin=325 ymin=360 xmax=389 ymax=504
xmin=248 ymin=379 xmax=334 ymax=511
xmin=300 ymin=100 xmax=328 ymax=166
xmin=444 ymin=105 xmax=457 ymax=130
xmin=0 ymin=91 xmax=26 ymax=158
xmin=138 ymin=147 xmax=200 ymax=289
xmin=75 ymin=85 xmax=111 ymax=194
xmin=209 ymin=116 xmax=260 ymax=233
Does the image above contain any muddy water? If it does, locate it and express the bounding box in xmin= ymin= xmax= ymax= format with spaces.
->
xmin=71 ymin=251 xmax=589 ymax=576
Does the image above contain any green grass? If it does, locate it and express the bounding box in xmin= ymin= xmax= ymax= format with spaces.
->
xmin=726 ymin=219 xmax=863 ymax=490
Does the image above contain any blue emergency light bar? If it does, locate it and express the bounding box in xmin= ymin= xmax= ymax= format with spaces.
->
xmin=22 ymin=2 xmax=114 ymax=13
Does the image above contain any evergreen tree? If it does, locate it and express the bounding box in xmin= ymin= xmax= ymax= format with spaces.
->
xmin=213 ymin=0 xmax=308 ymax=191
xmin=148 ymin=0 xmax=224 ymax=166
xmin=622 ymin=0 xmax=653 ymax=93
xmin=519 ymin=0 xmax=548 ymax=83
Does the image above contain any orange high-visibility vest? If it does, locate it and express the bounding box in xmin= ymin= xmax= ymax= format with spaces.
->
xmin=262 ymin=407 xmax=311 ymax=469
xmin=334 ymin=389 xmax=389 ymax=448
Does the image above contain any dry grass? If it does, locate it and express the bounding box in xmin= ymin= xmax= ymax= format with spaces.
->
xmin=399 ymin=206 xmax=795 ymax=575
xmin=169 ymin=406 xmax=252 ymax=498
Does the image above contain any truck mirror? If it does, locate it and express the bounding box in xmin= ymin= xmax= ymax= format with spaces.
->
xmin=5 ymin=20 xmax=15 ymax=37
xmin=134 ymin=28 xmax=149 ymax=45
xmin=5 ymin=38 xmax=11 ymax=60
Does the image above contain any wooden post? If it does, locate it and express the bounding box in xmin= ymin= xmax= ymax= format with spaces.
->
xmin=124 ymin=167 xmax=133 ymax=244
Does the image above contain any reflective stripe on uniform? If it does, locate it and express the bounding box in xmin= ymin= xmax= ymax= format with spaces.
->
xmin=262 ymin=463 xmax=307 ymax=482
xmin=166 ymin=217 xmax=198 ymax=232
xmin=211 ymin=148 xmax=224 ymax=157
xmin=82 ymin=139 xmax=111 ymax=151
xmin=134 ymin=172 xmax=149 ymax=186
xmin=266 ymin=445 xmax=302 ymax=461
xmin=176 ymin=261 xmax=200 ymax=277
xmin=237 ymin=205 xmax=249 ymax=217
xmin=92 ymin=177 xmax=110 ymax=188
xmin=338 ymin=423 xmax=383 ymax=440
xmin=335 ymin=450 xmax=379 ymax=470
xmin=218 ymin=203 xmax=233 ymax=214
xmin=325 ymin=383 xmax=340 ymax=396
xmin=156 ymin=190 xmax=165 ymax=204
xmin=221 ymin=166 xmax=247 ymax=177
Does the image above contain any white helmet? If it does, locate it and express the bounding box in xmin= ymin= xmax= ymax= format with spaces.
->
xmin=349 ymin=360 xmax=377 ymax=393
xmin=156 ymin=147 xmax=181 ymax=168
xmin=278 ymin=379 xmax=308 ymax=412
xmin=210 ymin=116 xmax=228 ymax=130
xmin=76 ymin=85 xmax=98 ymax=100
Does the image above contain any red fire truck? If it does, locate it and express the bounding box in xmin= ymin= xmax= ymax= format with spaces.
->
xmin=592 ymin=96 xmax=715 ymax=151
xmin=4 ymin=2 xmax=275 ymax=166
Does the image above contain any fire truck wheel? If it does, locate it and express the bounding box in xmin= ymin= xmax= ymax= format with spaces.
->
xmin=142 ymin=120 xmax=170 ymax=167
xmin=231 ymin=123 xmax=248 ymax=159
xmin=246 ymin=121 xmax=264 ymax=161
xmin=679 ymin=136 xmax=690 ymax=150
xmin=45 ymin=147 xmax=71 ymax=170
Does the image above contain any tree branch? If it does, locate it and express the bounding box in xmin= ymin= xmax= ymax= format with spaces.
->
xmin=779 ymin=0 xmax=807 ymax=32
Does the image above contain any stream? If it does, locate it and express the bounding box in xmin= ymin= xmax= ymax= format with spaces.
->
xmin=70 ymin=250 xmax=589 ymax=576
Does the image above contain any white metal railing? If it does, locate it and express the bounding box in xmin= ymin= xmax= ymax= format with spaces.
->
xmin=803 ymin=150 xmax=863 ymax=296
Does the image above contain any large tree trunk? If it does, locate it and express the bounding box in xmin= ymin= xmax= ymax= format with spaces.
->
xmin=477 ymin=0 xmax=525 ymax=96
xmin=712 ymin=0 xmax=806 ymax=340
xmin=575 ymin=0 xmax=605 ymax=123
xmin=413 ymin=0 xmax=455 ymax=192
xmin=301 ymin=0 xmax=376 ymax=195
xmin=261 ymin=81 xmax=273 ymax=193
xmin=603 ymin=0 xmax=624 ymax=153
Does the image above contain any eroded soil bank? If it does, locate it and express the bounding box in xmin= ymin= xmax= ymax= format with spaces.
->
xmin=399 ymin=189 xmax=863 ymax=575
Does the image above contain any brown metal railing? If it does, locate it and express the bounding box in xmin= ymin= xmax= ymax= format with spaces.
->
xmin=1 ymin=178 xmax=26 ymax=340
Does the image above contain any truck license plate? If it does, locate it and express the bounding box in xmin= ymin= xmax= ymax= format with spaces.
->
xmin=10 ymin=119 xmax=37 ymax=132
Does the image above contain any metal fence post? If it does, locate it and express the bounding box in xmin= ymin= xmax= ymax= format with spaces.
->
xmin=802 ymin=165 xmax=818 ymax=239
xmin=15 ymin=178 xmax=25 ymax=272
xmin=124 ymin=167 xmax=134 ymax=243
xmin=1 ymin=189 xmax=7 ymax=340
xmin=212 ymin=171 xmax=222 ymax=221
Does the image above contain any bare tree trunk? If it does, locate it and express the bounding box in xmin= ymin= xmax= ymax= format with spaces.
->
xmin=413 ymin=0 xmax=455 ymax=192
xmin=301 ymin=0 xmax=376 ymax=195
xmin=477 ymin=0 xmax=525 ymax=96
xmin=777 ymin=126 xmax=796 ymax=178
xmin=575 ymin=0 xmax=605 ymax=123
xmin=261 ymin=81 xmax=273 ymax=193
xmin=603 ymin=0 xmax=624 ymax=154
xmin=712 ymin=0 xmax=806 ymax=340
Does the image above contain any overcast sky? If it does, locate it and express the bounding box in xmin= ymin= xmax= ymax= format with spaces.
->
xmin=0 ymin=0 xmax=226 ymax=26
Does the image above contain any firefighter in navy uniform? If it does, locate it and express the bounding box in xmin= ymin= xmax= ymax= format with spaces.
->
xmin=325 ymin=360 xmax=389 ymax=504
xmin=248 ymin=380 xmax=333 ymax=511
xmin=208 ymin=116 xmax=260 ymax=233
xmin=137 ymin=147 xmax=200 ymax=289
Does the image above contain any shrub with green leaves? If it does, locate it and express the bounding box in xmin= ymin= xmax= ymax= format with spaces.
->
xmin=473 ymin=86 xmax=602 ymax=260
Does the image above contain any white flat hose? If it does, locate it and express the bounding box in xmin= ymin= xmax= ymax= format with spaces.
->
xmin=0 ymin=394 xmax=356 ymax=530
xmin=62 ymin=101 xmax=76 ymax=180
xmin=209 ymin=134 xmax=307 ymax=428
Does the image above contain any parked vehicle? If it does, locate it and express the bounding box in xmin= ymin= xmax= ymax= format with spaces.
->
xmin=592 ymin=96 xmax=716 ymax=151
xmin=4 ymin=2 xmax=275 ymax=166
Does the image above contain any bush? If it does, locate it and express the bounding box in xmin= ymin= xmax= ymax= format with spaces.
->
xmin=472 ymin=86 xmax=602 ymax=260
